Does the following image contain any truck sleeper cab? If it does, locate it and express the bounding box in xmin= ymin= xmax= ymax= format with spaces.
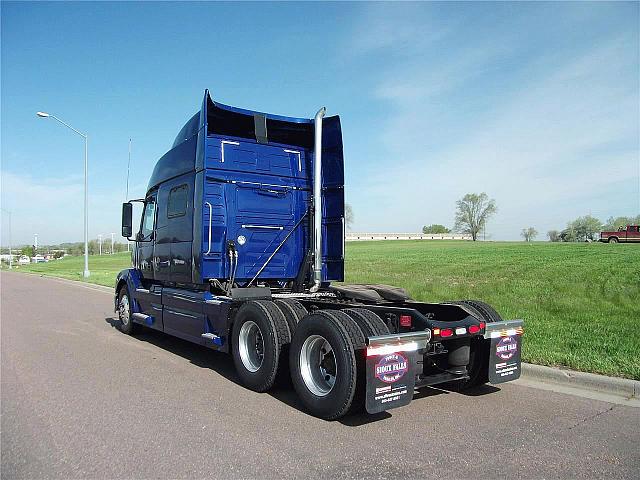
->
xmin=116 ymin=90 xmax=523 ymax=419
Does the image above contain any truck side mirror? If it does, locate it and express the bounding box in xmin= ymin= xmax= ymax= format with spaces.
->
xmin=122 ymin=202 xmax=133 ymax=238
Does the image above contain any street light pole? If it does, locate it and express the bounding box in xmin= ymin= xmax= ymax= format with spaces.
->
xmin=37 ymin=112 xmax=90 ymax=277
xmin=8 ymin=210 xmax=11 ymax=269
xmin=1 ymin=208 xmax=12 ymax=269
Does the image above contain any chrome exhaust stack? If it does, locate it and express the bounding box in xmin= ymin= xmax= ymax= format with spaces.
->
xmin=310 ymin=106 xmax=326 ymax=292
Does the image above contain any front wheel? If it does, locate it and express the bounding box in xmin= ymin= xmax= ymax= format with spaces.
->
xmin=117 ymin=286 xmax=137 ymax=335
xmin=609 ymin=237 xmax=619 ymax=243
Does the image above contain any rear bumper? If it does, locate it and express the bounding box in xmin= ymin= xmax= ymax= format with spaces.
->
xmin=364 ymin=319 xmax=524 ymax=414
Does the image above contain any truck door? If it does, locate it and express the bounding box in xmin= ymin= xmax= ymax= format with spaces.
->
xmin=137 ymin=194 xmax=157 ymax=280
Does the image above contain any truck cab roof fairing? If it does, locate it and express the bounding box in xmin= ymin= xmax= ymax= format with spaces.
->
xmin=147 ymin=89 xmax=340 ymax=192
xmin=206 ymin=92 xmax=316 ymax=149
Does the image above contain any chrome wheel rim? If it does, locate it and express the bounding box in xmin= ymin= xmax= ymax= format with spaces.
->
xmin=299 ymin=335 xmax=336 ymax=397
xmin=119 ymin=295 xmax=130 ymax=326
xmin=238 ymin=321 xmax=264 ymax=373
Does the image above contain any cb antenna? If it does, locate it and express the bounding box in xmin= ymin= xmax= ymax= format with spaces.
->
xmin=126 ymin=138 xmax=131 ymax=200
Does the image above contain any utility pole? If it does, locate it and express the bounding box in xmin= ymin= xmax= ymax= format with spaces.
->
xmin=111 ymin=232 xmax=115 ymax=254
xmin=98 ymin=234 xmax=102 ymax=255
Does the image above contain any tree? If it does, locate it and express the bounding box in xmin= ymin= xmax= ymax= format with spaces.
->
xmin=454 ymin=193 xmax=497 ymax=241
xmin=422 ymin=224 xmax=451 ymax=234
xmin=547 ymin=230 xmax=561 ymax=242
xmin=603 ymin=215 xmax=640 ymax=230
xmin=345 ymin=204 xmax=354 ymax=231
xmin=521 ymin=227 xmax=538 ymax=242
xmin=561 ymin=215 xmax=602 ymax=242
xmin=20 ymin=245 xmax=34 ymax=257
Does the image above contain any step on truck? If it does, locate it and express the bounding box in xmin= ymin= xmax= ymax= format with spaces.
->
xmin=116 ymin=90 xmax=524 ymax=419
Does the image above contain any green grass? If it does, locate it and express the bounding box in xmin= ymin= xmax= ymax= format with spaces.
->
xmin=10 ymin=241 xmax=640 ymax=379
xmin=344 ymin=241 xmax=640 ymax=380
xmin=14 ymin=252 xmax=132 ymax=288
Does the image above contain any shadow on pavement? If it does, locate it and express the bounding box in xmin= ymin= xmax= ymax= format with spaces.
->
xmin=438 ymin=382 xmax=501 ymax=396
xmin=104 ymin=317 xmax=392 ymax=426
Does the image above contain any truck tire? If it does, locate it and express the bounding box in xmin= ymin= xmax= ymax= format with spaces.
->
xmin=444 ymin=300 xmax=502 ymax=390
xmin=231 ymin=300 xmax=290 ymax=393
xmin=290 ymin=310 xmax=366 ymax=420
xmin=341 ymin=308 xmax=390 ymax=337
xmin=609 ymin=236 xmax=618 ymax=243
xmin=461 ymin=300 xmax=503 ymax=323
xmin=274 ymin=298 xmax=307 ymax=335
xmin=117 ymin=286 xmax=137 ymax=335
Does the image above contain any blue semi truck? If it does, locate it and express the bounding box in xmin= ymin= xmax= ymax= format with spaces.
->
xmin=116 ymin=90 xmax=524 ymax=419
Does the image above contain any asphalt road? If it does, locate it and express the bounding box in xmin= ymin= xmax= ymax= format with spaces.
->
xmin=2 ymin=271 xmax=638 ymax=479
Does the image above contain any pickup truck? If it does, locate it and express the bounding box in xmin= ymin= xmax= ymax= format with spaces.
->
xmin=599 ymin=225 xmax=640 ymax=243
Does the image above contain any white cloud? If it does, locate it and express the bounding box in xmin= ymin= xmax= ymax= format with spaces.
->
xmin=346 ymin=13 xmax=639 ymax=239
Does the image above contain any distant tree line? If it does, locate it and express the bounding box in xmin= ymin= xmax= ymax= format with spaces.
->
xmin=16 ymin=240 xmax=130 ymax=257
xmin=547 ymin=214 xmax=640 ymax=242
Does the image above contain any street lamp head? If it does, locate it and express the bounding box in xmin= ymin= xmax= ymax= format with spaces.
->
xmin=36 ymin=112 xmax=50 ymax=118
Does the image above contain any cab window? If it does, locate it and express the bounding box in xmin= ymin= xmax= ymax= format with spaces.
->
xmin=140 ymin=199 xmax=156 ymax=239
xmin=168 ymin=184 xmax=188 ymax=218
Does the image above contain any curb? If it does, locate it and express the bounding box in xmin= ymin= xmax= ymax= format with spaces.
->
xmin=521 ymin=363 xmax=639 ymax=399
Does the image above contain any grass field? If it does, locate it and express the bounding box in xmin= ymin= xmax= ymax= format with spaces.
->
xmin=9 ymin=241 xmax=640 ymax=379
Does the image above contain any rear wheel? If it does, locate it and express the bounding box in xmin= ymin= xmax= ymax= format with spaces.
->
xmin=609 ymin=237 xmax=618 ymax=243
xmin=341 ymin=308 xmax=389 ymax=337
xmin=290 ymin=310 xmax=365 ymax=420
xmin=273 ymin=298 xmax=307 ymax=334
xmin=232 ymin=300 xmax=290 ymax=392
xmin=443 ymin=300 xmax=502 ymax=390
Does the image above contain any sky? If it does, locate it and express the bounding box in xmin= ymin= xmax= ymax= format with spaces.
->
xmin=1 ymin=1 xmax=639 ymax=245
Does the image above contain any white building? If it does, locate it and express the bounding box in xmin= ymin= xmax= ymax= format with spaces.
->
xmin=346 ymin=232 xmax=472 ymax=241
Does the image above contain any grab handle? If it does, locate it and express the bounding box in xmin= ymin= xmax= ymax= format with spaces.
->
xmin=204 ymin=201 xmax=212 ymax=255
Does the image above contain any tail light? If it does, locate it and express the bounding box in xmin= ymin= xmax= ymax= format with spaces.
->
xmin=468 ymin=325 xmax=481 ymax=334
xmin=439 ymin=328 xmax=453 ymax=338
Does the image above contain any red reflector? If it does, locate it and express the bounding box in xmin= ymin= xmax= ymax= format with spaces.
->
xmin=479 ymin=322 xmax=486 ymax=329
xmin=468 ymin=325 xmax=481 ymax=334
xmin=399 ymin=315 xmax=412 ymax=327
xmin=440 ymin=328 xmax=453 ymax=338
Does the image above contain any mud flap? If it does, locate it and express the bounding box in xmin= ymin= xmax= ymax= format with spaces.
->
xmin=485 ymin=320 xmax=524 ymax=384
xmin=364 ymin=332 xmax=430 ymax=414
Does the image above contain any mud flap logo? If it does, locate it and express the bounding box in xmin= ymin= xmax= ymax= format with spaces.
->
xmin=375 ymin=353 xmax=408 ymax=383
xmin=489 ymin=333 xmax=522 ymax=384
xmin=366 ymin=350 xmax=416 ymax=414
xmin=495 ymin=336 xmax=518 ymax=360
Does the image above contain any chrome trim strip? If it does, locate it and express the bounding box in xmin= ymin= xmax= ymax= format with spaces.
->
xmin=284 ymin=149 xmax=302 ymax=172
xmin=241 ymin=224 xmax=284 ymax=230
xmin=220 ymin=140 xmax=239 ymax=163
